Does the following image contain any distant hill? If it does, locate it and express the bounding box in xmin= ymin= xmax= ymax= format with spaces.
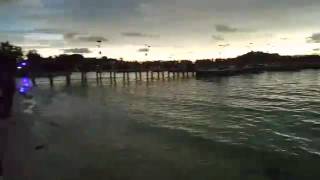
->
xmin=196 ymin=51 xmax=320 ymax=70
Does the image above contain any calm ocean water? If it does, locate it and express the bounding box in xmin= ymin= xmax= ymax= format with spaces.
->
xmin=14 ymin=70 xmax=320 ymax=179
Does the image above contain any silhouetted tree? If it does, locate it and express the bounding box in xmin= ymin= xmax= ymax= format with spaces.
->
xmin=0 ymin=41 xmax=23 ymax=61
xmin=0 ymin=41 xmax=22 ymax=78
xmin=26 ymin=50 xmax=43 ymax=75
xmin=56 ymin=54 xmax=83 ymax=71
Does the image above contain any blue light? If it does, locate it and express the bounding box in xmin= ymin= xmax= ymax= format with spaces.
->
xmin=19 ymin=87 xmax=26 ymax=94
xmin=18 ymin=77 xmax=32 ymax=95
xmin=21 ymin=62 xmax=27 ymax=66
xmin=22 ymin=78 xmax=31 ymax=87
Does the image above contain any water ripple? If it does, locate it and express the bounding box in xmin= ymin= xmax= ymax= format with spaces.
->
xmin=125 ymin=70 xmax=320 ymax=156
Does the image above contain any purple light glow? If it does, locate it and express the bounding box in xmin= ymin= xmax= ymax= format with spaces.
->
xmin=21 ymin=62 xmax=27 ymax=66
xmin=19 ymin=87 xmax=26 ymax=93
xmin=22 ymin=78 xmax=31 ymax=87
xmin=18 ymin=77 xmax=32 ymax=94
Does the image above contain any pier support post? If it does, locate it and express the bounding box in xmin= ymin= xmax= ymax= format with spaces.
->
xmin=146 ymin=71 xmax=149 ymax=80
xmin=81 ymin=72 xmax=87 ymax=82
xmin=96 ymin=72 xmax=99 ymax=82
xmin=66 ymin=74 xmax=71 ymax=86
xmin=157 ymin=72 xmax=160 ymax=79
xmin=110 ymin=72 xmax=113 ymax=84
xmin=49 ymin=74 xmax=54 ymax=87
xmin=113 ymin=72 xmax=117 ymax=79
xmin=135 ymin=72 xmax=138 ymax=80
xmin=122 ymin=72 xmax=126 ymax=81
xmin=31 ymin=75 xmax=37 ymax=87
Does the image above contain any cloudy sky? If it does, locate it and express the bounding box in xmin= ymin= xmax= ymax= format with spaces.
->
xmin=1 ymin=0 xmax=320 ymax=60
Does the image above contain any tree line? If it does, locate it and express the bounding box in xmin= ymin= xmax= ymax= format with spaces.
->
xmin=2 ymin=42 xmax=320 ymax=77
xmin=0 ymin=42 xmax=195 ymax=77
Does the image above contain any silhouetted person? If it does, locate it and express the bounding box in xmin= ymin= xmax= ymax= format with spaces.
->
xmin=0 ymin=42 xmax=19 ymax=177
xmin=0 ymin=59 xmax=16 ymax=177
xmin=0 ymin=59 xmax=16 ymax=118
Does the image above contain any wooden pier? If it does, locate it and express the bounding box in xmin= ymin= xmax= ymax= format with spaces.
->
xmin=32 ymin=70 xmax=196 ymax=87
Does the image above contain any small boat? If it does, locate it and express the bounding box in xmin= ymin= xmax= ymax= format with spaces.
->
xmin=196 ymin=66 xmax=242 ymax=77
xmin=196 ymin=64 xmax=265 ymax=77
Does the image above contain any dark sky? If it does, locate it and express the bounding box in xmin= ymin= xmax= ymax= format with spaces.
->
xmin=1 ymin=0 xmax=320 ymax=60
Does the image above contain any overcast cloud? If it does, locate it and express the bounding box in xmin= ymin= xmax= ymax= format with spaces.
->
xmin=1 ymin=0 xmax=320 ymax=59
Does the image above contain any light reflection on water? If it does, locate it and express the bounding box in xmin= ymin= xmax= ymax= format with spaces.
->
xmin=17 ymin=70 xmax=320 ymax=179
